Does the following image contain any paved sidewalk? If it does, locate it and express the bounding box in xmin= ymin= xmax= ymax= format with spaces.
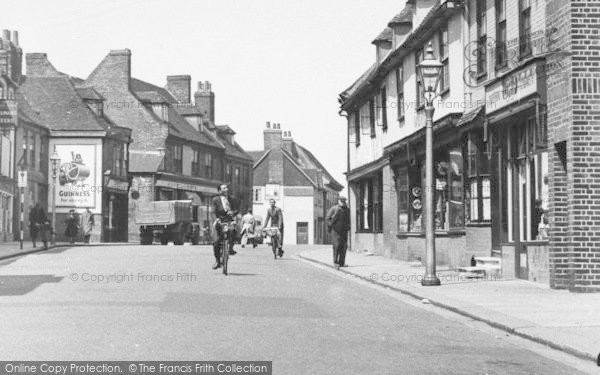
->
xmin=299 ymin=248 xmax=600 ymax=363
xmin=0 ymin=241 xmax=136 ymax=261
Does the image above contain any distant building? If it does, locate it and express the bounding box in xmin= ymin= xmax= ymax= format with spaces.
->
xmin=249 ymin=122 xmax=343 ymax=245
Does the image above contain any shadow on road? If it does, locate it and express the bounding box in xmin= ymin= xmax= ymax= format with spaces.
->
xmin=0 ymin=275 xmax=63 ymax=296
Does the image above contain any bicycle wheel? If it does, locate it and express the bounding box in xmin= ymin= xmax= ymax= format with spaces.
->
xmin=222 ymin=237 xmax=229 ymax=275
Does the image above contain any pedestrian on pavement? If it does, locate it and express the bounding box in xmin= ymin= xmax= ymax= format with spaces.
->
xmin=64 ymin=209 xmax=79 ymax=244
xmin=326 ymin=196 xmax=351 ymax=270
xmin=28 ymin=203 xmax=47 ymax=248
xmin=264 ymin=199 xmax=284 ymax=257
xmin=81 ymin=207 xmax=94 ymax=244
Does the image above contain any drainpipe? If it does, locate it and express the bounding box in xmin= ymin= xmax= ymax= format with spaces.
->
xmin=339 ymin=108 xmax=352 ymax=252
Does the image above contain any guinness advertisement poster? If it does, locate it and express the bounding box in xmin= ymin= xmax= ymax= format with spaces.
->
xmin=53 ymin=144 xmax=100 ymax=211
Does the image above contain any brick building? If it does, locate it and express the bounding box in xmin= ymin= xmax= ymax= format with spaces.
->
xmin=20 ymin=52 xmax=131 ymax=243
xmin=0 ymin=30 xmax=51 ymax=243
xmin=339 ymin=0 xmax=598 ymax=292
xmin=249 ymin=122 xmax=343 ymax=245
xmin=85 ymin=50 xmax=252 ymax=242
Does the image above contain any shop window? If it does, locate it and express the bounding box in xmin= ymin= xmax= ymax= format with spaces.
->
xmin=357 ymin=173 xmax=383 ymax=233
xmin=505 ymin=115 xmax=549 ymax=242
xmin=466 ymin=129 xmax=491 ymax=223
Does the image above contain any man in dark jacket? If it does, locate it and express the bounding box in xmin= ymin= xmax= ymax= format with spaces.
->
xmin=28 ymin=203 xmax=47 ymax=248
xmin=211 ymin=184 xmax=239 ymax=269
xmin=326 ymin=196 xmax=351 ymax=270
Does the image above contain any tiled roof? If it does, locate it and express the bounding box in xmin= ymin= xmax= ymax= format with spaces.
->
xmin=339 ymin=63 xmax=377 ymax=105
xmin=172 ymin=104 xmax=202 ymax=116
xmin=247 ymin=151 xmax=267 ymax=163
xmin=15 ymin=90 xmax=44 ymax=125
xmin=372 ymin=27 xmax=393 ymax=44
xmin=75 ymin=86 xmax=104 ymax=101
xmin=293 ymin=143 xmax=344 ymax=190
xmin=388 ymin=6 xmax=413 ymax=27
xmin=19 ymin=76 xmax=105 ymax=132
xmin=130 ymin=77 xmax=223 ymax=149
xmin=135 ymin=90 xmax=169 ymax=104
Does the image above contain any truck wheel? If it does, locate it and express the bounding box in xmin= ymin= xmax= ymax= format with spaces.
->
xmin=160 ymin=235 xmax=168 ymax=245
xmin=174 ymin=232 xmax=184 ymax=245
xmin=191 ymin=233 xmax=199 ymax=245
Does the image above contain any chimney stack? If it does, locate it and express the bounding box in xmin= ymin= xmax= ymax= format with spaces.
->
xmin=12 ymin=31 xmax=18 ymax=46
xmin=166 ymin=75 xmax=191 ymax=104
xmin=282 ymin=130 xmax=293 ymax=152
xmin=26 ymin=53 xmax=60 ymax=77
xmin=194 ymin=80 xmax=215 ymax=123
xmin=264 ymin=121 xmax=282 ymax=150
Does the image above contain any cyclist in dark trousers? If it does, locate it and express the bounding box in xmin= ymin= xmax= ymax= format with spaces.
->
xmin=211 ymin=184 xmax=238 ymax=270
xmin=264 ymin=199 xmax=284 ymax=257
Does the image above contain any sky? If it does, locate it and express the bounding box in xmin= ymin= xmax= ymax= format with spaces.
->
xmin=1 ymin=0 xmax=404 ymax=190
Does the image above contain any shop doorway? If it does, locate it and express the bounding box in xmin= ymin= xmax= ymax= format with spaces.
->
xmin=296 ymin=222 xmax=308 ymax=244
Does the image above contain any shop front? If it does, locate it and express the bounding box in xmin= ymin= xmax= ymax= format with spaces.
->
xmin=387 ymin=113 xmax=486 ymax=268
xmin=485 ymin=58 xmax=549 ymax=283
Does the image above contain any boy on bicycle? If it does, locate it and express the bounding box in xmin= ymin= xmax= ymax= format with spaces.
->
xmin=211 ymin=184 xmax=239 ymax=270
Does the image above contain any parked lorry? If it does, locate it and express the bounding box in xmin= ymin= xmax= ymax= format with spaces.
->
xmin=136 ymin=200 xmax=200 ymax=245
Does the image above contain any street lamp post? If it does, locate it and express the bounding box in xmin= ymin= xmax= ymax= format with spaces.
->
xmin=50 ymin=147 xmax=61 ymax=246
xmin=417 ymin=42 xmax=444 ymax=286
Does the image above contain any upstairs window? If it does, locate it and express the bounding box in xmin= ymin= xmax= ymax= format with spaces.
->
xmin=439 ymin=26 xmax=449 ymax=93
xmin=476 ymin=0 xmax=487 ymax=77
xmin=396 ymin=65 xmax=405 ymax=122
xmin=519 ymin=0 xmax=532 ymax=58
xmin=354 ymin=111 xmax=361 ymax=146
xmin=380 ymin=86 xmax=388 ymax=132
xmin=369 ymin=98 xmax=376 ymax=138
xmin=192 ymin=149 xmax=200 ymax=176
xmin=416 ymin=47 xmax=424 ymax=109
xmin=205 ymin=153 xmax=213 ymax=178
xmin=28 ymin=131 xmax=35 ymax=169
xmin=495 ymin=0 xmax=507 ymax=68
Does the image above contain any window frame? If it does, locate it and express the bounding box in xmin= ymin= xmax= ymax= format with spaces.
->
xmin=396 ymin=64 xmax=405 ymax=123
xmin=495 ymin=0 xmax=507 ymax=69
xmin=380 ymin=86 xmax=388 ymax=132
xmin=439 ymin=25 xmax=450 ymax=94
xmin=519 ymin=0 xmax=532 ymax=59
xmin=354 ymin=111 xmax=361 ymax=146
xmin=416 ymin=47 xmax=424 ymax=109
xmin=369 ymin=98 xmax=376 ymax=138
xmin=476 ymin=0 xmax=488 ymax=78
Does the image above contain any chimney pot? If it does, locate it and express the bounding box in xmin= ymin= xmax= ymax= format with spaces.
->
xmin=2 ymin=30 xmax=10 ymax=42
xmin=198 ymin=81 xmax=203 ymax=91
xmin=266 ymin=121 xmax=271 ymax=128
xmin=11 ymin=31 xmax=18 ymax=46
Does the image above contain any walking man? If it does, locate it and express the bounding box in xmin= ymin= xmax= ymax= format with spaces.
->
xmin=28 ymin=203 xmax=47 ymax=248
xmin=81 ymin=207 xmax=94 ymax=244
xmin=326 ymin=196 xmax=350 ymax=270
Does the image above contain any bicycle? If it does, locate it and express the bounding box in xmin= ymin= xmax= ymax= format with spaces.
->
xmin=217 ymin=216 xmax=237 ymax=275
xmin=263 ymin=227 xmax=281 ymax=259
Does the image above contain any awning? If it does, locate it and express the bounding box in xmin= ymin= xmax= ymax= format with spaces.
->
xmin=185 ymin=192 xmax=202 ymax=205
xmin=456 ymin=105 xmax=484 ymax=128
xmin=106 ymin=179 xmax=129 ymax=193
xmin=346 ymin=157 xmax=388 ymax=182
xmin=155 ymin=179 xmax=218 ymax=195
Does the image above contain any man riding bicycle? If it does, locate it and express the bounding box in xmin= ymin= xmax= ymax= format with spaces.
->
xmin=211 ymin=184 xmax=239 ymax=270
xmin=264 ymin=198 xmax=284 ymax=257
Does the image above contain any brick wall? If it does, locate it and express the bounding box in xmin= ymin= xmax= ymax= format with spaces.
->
xmin=547 ymin=0 xmax=600 ymax=292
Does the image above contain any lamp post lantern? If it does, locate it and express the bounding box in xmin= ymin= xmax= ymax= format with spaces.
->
xmin=417 ymin=42 xmax=443 ymax=286
xmin=50 ymin=147 xmax=61 ymax=246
